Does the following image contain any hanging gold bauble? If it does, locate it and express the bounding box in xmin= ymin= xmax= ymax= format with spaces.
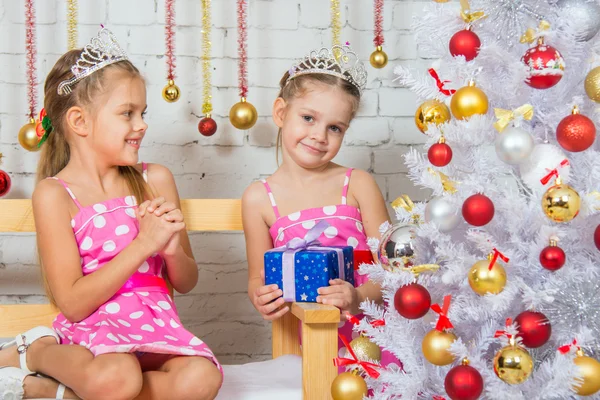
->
xmin=541 ymin=180 xmax=580 ymax=223
xmin=422 ymin=329 xmax=457 ymax=366
xmin=347 ymin=334 xmax=382 ymax=362
xmin=229 ymin=97 xmax=258 ymax=130
xmin=18 ymin=120 xmax=41 ymax=152
xmin=331 ymin=372 xmax=368 ymax=400
xmin=573 ymin=351 xmax=600 ymax=396
xmin=493 ymin=341 xmax=534 ymax=385
xmin=468 ymin=259 xmax=507 ymax=295
xmin=584 ymin=66 xmax=600 ymax=103
xmin=162 ymin=80 xmax=181 ymax=103
xmin=415 ymin=99 xmax=451 ymax=133
xmin=450 ymin=80 xmax=489 ymax=120
xmin=369 ymin=45 xmax=388 ymax=69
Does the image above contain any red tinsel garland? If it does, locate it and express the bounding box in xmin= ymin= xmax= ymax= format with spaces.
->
xmin=25 ymin=0 xmax=37 ymax=120
xmin=373 ymin=0 xmax=384 ymax=47
xmin=237 ymin=0 xmax=248 ymax=98
xmin=165 ymin=0 xmax=176 ymax=81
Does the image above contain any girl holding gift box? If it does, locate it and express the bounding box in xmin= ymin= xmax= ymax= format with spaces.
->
xmin=242 ymin=43 xmax=397 ymax=370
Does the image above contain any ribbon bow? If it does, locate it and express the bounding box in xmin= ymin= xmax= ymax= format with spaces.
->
xmin=540 ymin=159 xmax=570 ymax=186
xmin=494 ymin=318 xmax=513 ymax=339
xmin=558 ymin=339 xmax=579 ymax=354
xmin=431 ymin=295 xmax=454 ymax=331
xmin=35 ymin=108 xmax=53 ymax=148
xmin=489 ymin=248 xmax=509 ymax=271
xmin=346 ymin=314 xmax=386 ymax=328
xmin=493 ymin=104 xmax=534 ymax=133
xmin=284 ymin=220 xmax=328 ymax=251
xmin=459 ymin=0 xmax=486 ymax=24
xmin=433 ymin=397 xmax=447 ymax=400
xmin=392 ymin=195 xmax=415 ymax=212
xmin=428 ymin=68 xmax=456 ymax=96
xmin=334 ymin=334 xmax=380 ymax=378
xmin=520 ymin=20 xmax=551 ymax=44
xmin=428 ymin=168 xmax=459 ymax=194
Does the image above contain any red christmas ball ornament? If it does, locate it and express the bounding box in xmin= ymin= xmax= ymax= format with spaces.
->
xmin=198 ymin=116 xmax=218 ymax=137
xmin=449 ymin=28 xmax=481 ymax=61
xmin=444 ymin=362 xmax=484 ymax=400
xmin=394 ymin=282 xmax=431 ymax=319
xmin=0 ymin=169 xmax=10 ymax=197
xmin=515 ymin=310 xmax=551 ymax=348
xmin=556 ymin=106 xmax=596 ymax=152
xmin=521 ymin=40 xmax=565 ymax=89
xmin=539 ymin=240 xmax=566 ymax=271
xmin=595 ymin=225 xmax=600 ymax=251
xmin=462 ymin=194 xmax=494 ymax=226
xmin=428 ymin=139 xmax=453 ymax=167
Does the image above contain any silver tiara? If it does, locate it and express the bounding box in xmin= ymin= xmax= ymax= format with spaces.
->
xmin=286 ymin=44 xmax=368 ymax=92
xmin=57 ymin=27 xmax=129 ymax=96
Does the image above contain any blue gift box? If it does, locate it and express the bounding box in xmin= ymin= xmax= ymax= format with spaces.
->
xmin=264 ymin=245 xmax=354 ymax=303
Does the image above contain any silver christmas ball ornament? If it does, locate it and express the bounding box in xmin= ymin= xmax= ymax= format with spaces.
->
xmin=556 ymin=0 xmax=600 ymax=41
xmin=495 ymin=126 xmax=535 ymax=165
xmin=378 ymin=224 xmax=416 ymax=268
xmin=424 ymin=197 xmax=460 ymax=233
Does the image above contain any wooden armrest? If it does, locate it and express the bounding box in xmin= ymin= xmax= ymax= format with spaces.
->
xmin=291 ymin=302 xmax=340 ymax=324
xmin=0 ymin=304 xmax=58 ymax=336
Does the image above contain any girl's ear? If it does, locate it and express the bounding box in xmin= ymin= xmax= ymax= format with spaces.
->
xmin=272 ymin=97 xmax=287 ymax=128
xmin=65 ymin=106 xmax=90 ymax=138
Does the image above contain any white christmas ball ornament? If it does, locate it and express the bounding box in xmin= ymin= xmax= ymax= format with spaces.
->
xmin=519 ymin=143 xmax=570 ymax=193
xmin=495 ymin=126 xmax=535 ymax=165
xmin=425 ymin=196 xmax=460 ymax=233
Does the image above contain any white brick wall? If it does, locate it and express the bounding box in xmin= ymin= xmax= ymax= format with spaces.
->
xmin=0 ymin=0 xmax=431 ymax=364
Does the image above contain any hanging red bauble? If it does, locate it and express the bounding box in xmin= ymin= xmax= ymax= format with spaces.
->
xmin=428 ymin=138 xmax=453 ymax=167
xmin=198 ymin=116 xmax=217 ymax=137
xmin=0 ymin=169 xmax=11 ymax=197
xmin=556 ymin=106 xmax=596 ymax=152
xmin=449 ymin=28 xmax=481 ymax=61
xmin=515 ymin=310 xmax=551 ymax=348
xmin=595 ymin=225 xmax=600 ymax=251
xmin=444 ymin=362 xmax=484 ymax=400
xmin=521 ymin=40 xmax=565 ymax=89
xmin=539 ymin=241 xmax=566 ymax=271
xmin=462 ymin=194 xmax=494 ymax=226
xmin=394 ymin=282 xmax=431 ymax=319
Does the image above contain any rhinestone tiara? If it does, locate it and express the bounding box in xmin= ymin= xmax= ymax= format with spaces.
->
xmin=286 ymin=44 xmax=368 ymax=92
xmin=57 ymin=27 xmax=129 ymax=96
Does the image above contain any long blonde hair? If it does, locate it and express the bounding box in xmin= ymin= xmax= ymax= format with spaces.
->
xmin=38 ymin=50 xmax=151 ymax=305
xmin=274 ymin=71 xmax=361 ymax=165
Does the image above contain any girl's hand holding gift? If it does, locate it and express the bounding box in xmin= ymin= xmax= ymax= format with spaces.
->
xmin=252 ymin=270 xmax=289 ymax=321
xmin=316 ymin=279 xmax=361 ymax=315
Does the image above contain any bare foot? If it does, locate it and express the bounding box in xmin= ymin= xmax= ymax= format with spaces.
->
xmin=24 ymin=375 xmax=80 ymax=399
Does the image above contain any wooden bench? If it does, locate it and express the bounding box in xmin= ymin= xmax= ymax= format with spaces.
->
xmin=0 ymin=199 xmax=340 ymax=399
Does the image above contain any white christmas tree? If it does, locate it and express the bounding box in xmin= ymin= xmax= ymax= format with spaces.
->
xmin=347 ymin=1 xmax=600 ymax=399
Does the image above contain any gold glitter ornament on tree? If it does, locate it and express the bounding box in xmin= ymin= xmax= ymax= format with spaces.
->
xmin=573 ymin=349 xmax=600 ymax=396
xmin=541 ymin=177 xmax=580 ymax=223
xmin=162 ymin=79 xmax=180 ymax=103
xmin=422 ymin=329 xmax=457 ymax=366
xmin=468 ymin=254 xmax=507 ymax=295
xmin=585 ymin=66 xmax=600 ymax=102
xmin=18 ymin=119 xmax=40 ymax=152
xmin=493 ymin=337 xmax=534 ymax=385
xmin=331 ymin=371 xmax=368 ymax=400
xmin=415 ymin=99 xmax=451 ymax=133
xmin=450 ymin=80 xmax=489 ymax=120
xmin=348 ymin=334 xmax=382 ymax=362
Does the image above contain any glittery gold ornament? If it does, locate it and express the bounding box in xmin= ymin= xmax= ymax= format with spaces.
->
xmin=18 ymin=120 xmax=41 ymax=152
xmin=450 ymin=80 xmax=489 ymax=120
xmin=541 ymin=179 xmax=581 ymax=223
xmin=348 ymin=334 xmax=382 ymax=362
xmin=493 ymin=339 xmax=534 ymax=385
xmin=370 ymin=46 xmax=388 ymax=69
xmin=422 ymin=329 xmax=457 ymax=366
xmin=162 ymin=80 xmax=180 ymax=103
xmin=584 ymin=66 xmax=600 ymax=103
xmin=573 ymin=350 xmax=600 ymax=396
xmin=468 ymin=258 xmax=507 ymax=295
xmin=229 ymin=97 xmax=258 ymax=130
xmin=331 ymin=371 xmax=368 ymax=400
xmin=415 ymin=99 xmax=451 ymax=133
xmin=67 ymin=0 xmax=78 ymax=50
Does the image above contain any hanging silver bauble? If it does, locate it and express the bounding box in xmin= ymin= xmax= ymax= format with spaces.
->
xmin=556 ymin=0 xmax=600 ymax=41
xmin=378 ymin=223 xmax=416 ymax=268
xmin=424 ymin=196 xmax=460 ymax=233
xmin=495 ymin=126 xmax=535 ymax=165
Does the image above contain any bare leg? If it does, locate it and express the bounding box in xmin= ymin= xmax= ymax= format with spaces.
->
xmin=23 ymin=375 xmax=80 ymax=399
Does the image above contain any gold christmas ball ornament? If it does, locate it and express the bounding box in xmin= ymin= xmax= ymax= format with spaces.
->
xmin=415 ymin=99 xmax=451 ymax=133
xmin=468 ymin=258 xmax=507 ymax=295
xmin=541 ymin=180 xmax=581 ymax=223
xmin=229 ymin=97 xmax=258 ymax=130
xmin=162 ymin=80 xmax=181 ymax=103
xmin=348 ymin=334 xmax=382 ymax=362
xmin=370 ymin=46 xmax=388 ymax=69
xmin=331 ymin=372 xmax=368 ymax=400
xmin=422 ymin=329 xmax=457 ymax=366
xmin=573 ymin=351 xmax=600 ymax=396
xmin=450 ymin=80 xmax=489 ymax=120
xmin=584 ymin=66 xmax=600 ymax=103
xmin=493 ymin=341 xmax=534 ymax=385
xmin=18 ymin=120 xmax=41 ymax=152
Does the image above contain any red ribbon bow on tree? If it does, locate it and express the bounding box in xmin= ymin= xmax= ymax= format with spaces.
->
xmin=431 ymin=295 xmax=454 ymax=331
xmin=540 ymin=159 xmax=570 ymax=185
xmin=428 ymin=68 xmax=456 ymax=96
xmin=494 ymin=318 xmax=513 ymax=339
xmin=346 ymin=314 xmax=386 ymax=328
xmin=489 ymin=248 xmax=509 ymax=270
xmin=433 ymin=396 xmax=447 ymax=400
xmin=558 ymin=339 xmax=579 ymax=354
xmin=334 ymin=334 xmax=380 ymax=378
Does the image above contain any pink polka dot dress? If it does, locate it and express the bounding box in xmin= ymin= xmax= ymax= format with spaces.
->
xmin=263 ymin=168 xmax=399 ymax=371
xmin=49 ymin=164 xmax=221 ymax=373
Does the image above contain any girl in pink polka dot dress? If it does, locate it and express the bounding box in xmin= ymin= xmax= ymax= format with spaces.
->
xmin=242 ymin=44 xmax=399 ymax=373
xmin=0 ymin=28 xmax=221 ymax=400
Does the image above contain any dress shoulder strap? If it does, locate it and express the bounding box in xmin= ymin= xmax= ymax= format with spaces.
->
xmin=48 ymin=177 xmax=83 ymax=209
xmin=142 ymin=162 xmax=148 ymax=183
xmin=341 ymin=168 xmax=353 ymax=205
xmin=261 ymin=179 xmax=281 ymax=219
